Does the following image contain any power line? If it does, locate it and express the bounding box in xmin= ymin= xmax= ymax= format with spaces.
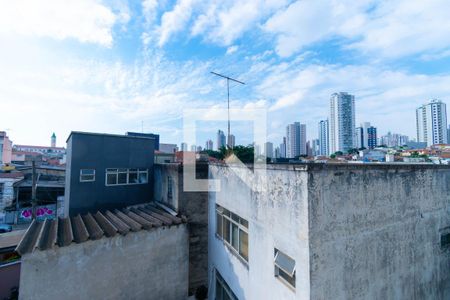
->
xmin=210 ymin=71 xmax=245 ymax=148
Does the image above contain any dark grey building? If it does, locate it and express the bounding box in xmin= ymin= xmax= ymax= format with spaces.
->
xmin=64 ymin=132 xmax=155 ymax=216
xmin=126 ymin=132 xmax=160 ymax=150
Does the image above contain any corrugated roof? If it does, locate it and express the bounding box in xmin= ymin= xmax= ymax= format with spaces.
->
xmin=15 ymin=203 xmax=186 ymax=255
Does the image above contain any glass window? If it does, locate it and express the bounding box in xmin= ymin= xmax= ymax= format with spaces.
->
xmin=118 ymin=172 xmax=127 ymax=184
xmin=215 ymin=204 xmax=249 ymax=262
xmin=239 ymin=230 xmax=248 ymax=261
xmin=216 ymin=212 xmax=223 ymax=237
xmin=223 ymin=218 xmax=231 ymax=243
xmin=274 ymin=249 xmax=296 ymax=289
xmin=128 ymin=171 xmax=138 ymax=183
xmin=106 ymin=173 xmax=117 ymax=185
xmin=231 ymin=223 xmax=239 ymax=249
xmin=138 ymin=170 xmax=148 ymax=183
xmin=215 ymin=270 xmax=238 ymax=300
xmin=167 ymin=176 xmax=173 ymax=199
xmin=80 ymin=169 xmax=95 ymax=182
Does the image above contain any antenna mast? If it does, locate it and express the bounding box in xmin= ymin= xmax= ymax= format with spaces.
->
xmin=210 ymin=71 xmax=245 ymax=148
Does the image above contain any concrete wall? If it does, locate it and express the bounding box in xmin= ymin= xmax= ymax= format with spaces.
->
xmin=154 ymin=162 xmax=209 ymax=296
xmin=307 ymin=164 xmax=450 ymax=300
xmin=209 ymin=163 xmax=450 ymax=300
xmin=208 ymin=164 xmax=311 ymax=300
xmin=65 ymin=132 xmax=155 ymax=215
xmin=19 ymin=225 xmax=189 ymax=300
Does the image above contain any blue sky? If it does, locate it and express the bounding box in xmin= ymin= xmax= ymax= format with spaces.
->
xmin=1 ymin=0 xmax=450 ymax=149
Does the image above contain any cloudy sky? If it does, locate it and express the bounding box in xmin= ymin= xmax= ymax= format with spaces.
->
xmin=1 ymin=0 xmax=450 ymax=148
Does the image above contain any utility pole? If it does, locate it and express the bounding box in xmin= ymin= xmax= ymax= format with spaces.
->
xmin=211 ymin=72 xmax=245 ymax=148
xmin=31 ymin=159 xmax=37 ymax=220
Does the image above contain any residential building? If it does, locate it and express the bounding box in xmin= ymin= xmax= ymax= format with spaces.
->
xmin=64 ymin=132 xmax=155 ymax=216
xmin=279 ymin=137 xmax=287 ymax=158
xmin=190 ymin=145 xmax=197 ymax=152
xmin=159 ymin=143 xmax=177 ymax=153
xmin=208 ymin=163 xmax=450 ymax=300
xmin=205 ymin=139 xmax=214 ymax=151
xmin=311 ymin=139 xmax=320 ymax=156
xmin=217 ymin=130 xmax=226 ymax=150
xmin=286 ymin=122 xmax=306 ymax=158
xmin=154 ymin=161 xmax=209 ymax=295
xmin=196 ymin=146 xmax=203 ymax=152
xmin=14 ymin=144 xmax=65 ymax=156
xmin=17 ymin=204 xmax=189 ymax=300
xmin=264 ymin=142 xmax=274 ymax=159
xmin=379 ymin=132 xmax=409 ymax=148
xmin=356 ymin=123 xmax=377 ymax=149
xmin=0 ymin=131 xmax=13 ymax=165
xmin=330 ymin=92 xmax=355 ymax=153
xmin=448 ymin=125 xmax=450 ymax=144
xmin=227 ymin=134 xmax=235 ymax=149
xmin=318 ymin=120 xmax=329 ymax=156
xmin=181 ymin=142 xmax=188 ymax=152
xmin=416 ymin=99 xmax=448 ymax=146
xmin=0 ymin=171 xmax=24 ymax=223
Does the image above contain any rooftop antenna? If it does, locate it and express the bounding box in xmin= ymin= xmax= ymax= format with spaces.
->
xmin=210 ymin=71 xmax=245 ymax=148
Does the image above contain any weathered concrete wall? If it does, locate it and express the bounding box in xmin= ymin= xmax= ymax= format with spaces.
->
xmin=19 ymin=225 xmax=189 ymax=300
xmin=208 ymin=164 xmax=311 ymax=300
xmin=307 ymin=164 xmax=450 ymax=300
xmin=154 ymin=162 xmax=209 ymax=296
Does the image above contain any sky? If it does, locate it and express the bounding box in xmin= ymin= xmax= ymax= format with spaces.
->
xmin=1 ymin=0 xmax=450 ymax=149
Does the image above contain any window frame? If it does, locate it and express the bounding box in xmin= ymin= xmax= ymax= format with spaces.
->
xmin=79 ymin=169 xmax=96 ymax=182
xmin=215 ymin=269 xmax=238 ymax=300
xmin=105 ymin=168 xmax=149 ymax=186
xmin=274 ymin=248 xmax=296 ymax=290
xmin=216 ymin=204 xmax=249 ymax=263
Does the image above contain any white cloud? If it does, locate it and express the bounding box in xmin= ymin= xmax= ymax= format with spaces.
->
xmin=158 ymin=0 xmax=198 ymax=46
xmin=226 ymin=45 xmax=239 ymax=55
xmin=0 ymin=0 xmax=126 ymax=47
xmin=264 ymin=0 xmax=450 ymax=59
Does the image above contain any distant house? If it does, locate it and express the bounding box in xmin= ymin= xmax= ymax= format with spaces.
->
xmin=64 ymin=132 xmax=156 ymax=216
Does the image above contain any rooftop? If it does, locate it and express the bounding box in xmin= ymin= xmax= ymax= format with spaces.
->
xmin=16 ymin=203 xmax=186 ymax=255
xmin=66 ymin=131 xmax=158 ymax=143
xmin=14 ymin=145 xmax=65 ymax=150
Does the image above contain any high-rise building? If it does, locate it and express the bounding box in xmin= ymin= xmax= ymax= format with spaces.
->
xmin=51 ymin=132 xmax=56 ymax=148
xmin=264 ymin=142 xmax=273 ymax=158
xmin=330 ymin=92 xmax=355 ymax=154
xmin=190 ymin=145 xmax=197 ymax=152
xmin=318 ymin=120 xmax=329 ymax=156
xmin=416 ymin=99 xmax=448 ymax=146
xmin=181 ymin=142 xmax=188 ymax=151
xmin=286 ymin=122 xmax=306 ymax=158
xmin=311 ymin=139 xmax=320 ymax=156
xmin=205 ymin=139 xmax=213 ymax=151
xmin=355 ymin=122 xmax=377 ymax=149
xmin=217 ymin=130 xmax=226 ymax=150
xmin=279 ymin=137 xmax=286 ymax=158
xmin=227 ymin=134 xmax=235 ymax=148
xmin=448 ymin=125 xmax=450 ymax=144
xmin=379 ymin=132 xmax=409 ymax=148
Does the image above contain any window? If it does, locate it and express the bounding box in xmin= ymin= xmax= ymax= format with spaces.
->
xmin=0 ymin=183 xmax=4 ymax=199
xmin=216 ymin=204 xmax=248 ymax=262
xmin=441 ymin=232 xmax=450 ymax=249
xmin=167 ymin=176 xmax=173 ymax=200
xmin=80 ymin=169 xmax=95 ymax=182
xmin=105 ymin=168 xmax=149 ymax=186
xmin=215 ymin=270 xmax=238 ymax=300
xmin=274 ymin=248 xmax=296 ymax=289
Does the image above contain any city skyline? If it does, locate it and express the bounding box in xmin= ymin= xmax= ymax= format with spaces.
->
xmin=1 ymin=1 xmax=450 ymax=146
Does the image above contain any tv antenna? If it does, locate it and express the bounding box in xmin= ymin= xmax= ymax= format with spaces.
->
xmin=210 ymin=71 xmax=245 ymax=147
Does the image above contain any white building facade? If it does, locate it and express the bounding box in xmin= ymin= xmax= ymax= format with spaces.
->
xmin=329 ymin=92 xmax=355 ymax=154
xmin=416 ymin=99 xmax=448 ymax=146
xmin=286 ymin=122 xmax=307 ymax=158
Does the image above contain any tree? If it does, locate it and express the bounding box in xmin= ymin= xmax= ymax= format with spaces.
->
xmin=334 ymin=151 xmax=343 ymax=156
xmin=347 ymin=148 xmax=359 ymax=155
